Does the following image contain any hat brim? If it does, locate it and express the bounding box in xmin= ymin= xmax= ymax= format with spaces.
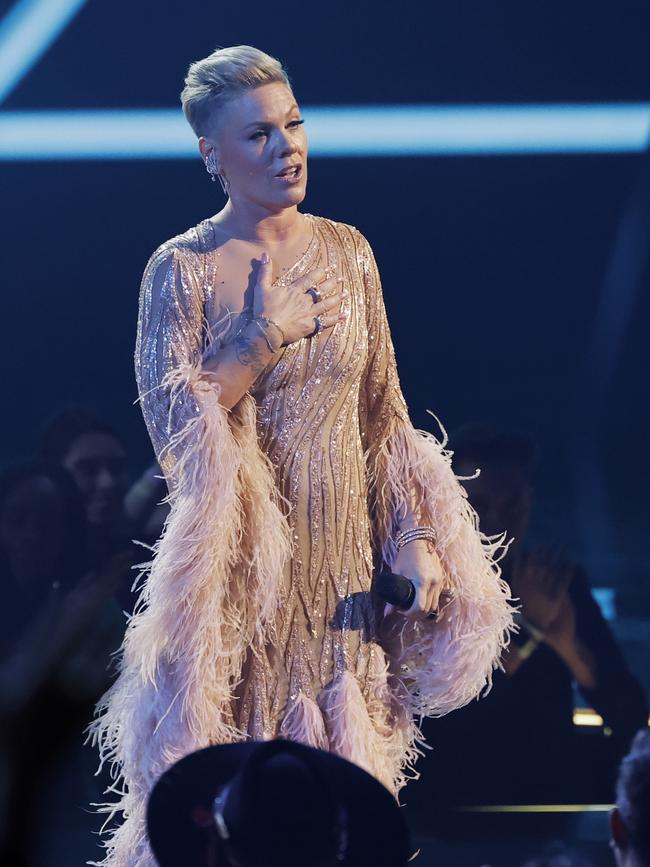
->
xmin=146 ymin=738 xmax=412 ymax=867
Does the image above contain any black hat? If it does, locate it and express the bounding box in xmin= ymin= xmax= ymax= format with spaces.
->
xmin=146 ymin=738 xmax=412 ymax=867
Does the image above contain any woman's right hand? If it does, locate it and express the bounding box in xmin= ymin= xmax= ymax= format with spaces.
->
xmin=253 ymin=252 xmax=347 ymax=346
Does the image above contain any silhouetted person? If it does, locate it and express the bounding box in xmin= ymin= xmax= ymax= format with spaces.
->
xmin=37 ymin=406 xmax=142 ymax=611
xmin=417 ymin=423 xmax=647 ymax=808
xmin=0 ymin=460 xmax=129 ymax=866
xmin=610 ymin=728 xmax=650 ymax=867
xmin=146 ymin=739 xmax=413 ymax=867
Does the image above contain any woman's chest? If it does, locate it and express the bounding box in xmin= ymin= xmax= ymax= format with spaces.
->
xmin=202 ymin=236 xmax=319 ymax=339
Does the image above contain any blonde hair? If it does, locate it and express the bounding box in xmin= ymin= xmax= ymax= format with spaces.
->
xmin=180 ymin=44 xmax=293 ymax=139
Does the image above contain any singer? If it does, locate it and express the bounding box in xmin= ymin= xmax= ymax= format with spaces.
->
xmin=90 ymin=45 xmax=514 ymax=866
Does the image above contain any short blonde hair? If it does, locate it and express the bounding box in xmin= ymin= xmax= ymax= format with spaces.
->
xmin=180 ymin=44 xmax=293 ymax=138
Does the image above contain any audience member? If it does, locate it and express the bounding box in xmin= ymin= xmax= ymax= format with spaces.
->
xmin=416 ymin=423 xmax=647 ymax=807
xmin=37 ymin=406 xmax=143 ymax=611
xmin=146 ymin=738 xmax=413 ymax=867
xmin=0 ymin=460 xmax=130 ymax=866
xmin=610 ymin=728 xmax=650 ymax=867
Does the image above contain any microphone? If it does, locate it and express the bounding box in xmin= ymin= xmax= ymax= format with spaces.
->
xmin=372 ymin=571 xmax=416 ymax=611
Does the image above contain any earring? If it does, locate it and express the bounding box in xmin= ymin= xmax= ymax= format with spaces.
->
xmin=204 ymin=152 xmax=230 ymax=196
xmin=216 ymin=172 xmax=229 ymax=196
xmin=205 ymin=151 xmax=218 ymax=182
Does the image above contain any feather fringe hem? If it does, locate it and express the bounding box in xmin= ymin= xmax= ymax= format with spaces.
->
xmin=86 ymin=363 xmax=291 ymax=866
xmin=368 ymin=409 xmax=517 ymax=718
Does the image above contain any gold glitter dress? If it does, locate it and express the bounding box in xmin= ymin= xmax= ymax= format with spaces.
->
xmin=90 ymin=212 xmax=514 ymax=867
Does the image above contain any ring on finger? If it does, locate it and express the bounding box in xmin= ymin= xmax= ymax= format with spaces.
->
xmin=306 ymin=286 xmax=322 ymax=304
xmin=311 ymin=314 xmax=325 ymax=336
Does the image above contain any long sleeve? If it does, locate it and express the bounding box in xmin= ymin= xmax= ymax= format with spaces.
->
xmin=89 ymin=240 xmax=292 ymax=867
xmin=134 ymin=242 xmax=216 ymax=493
xmin=355 ymin=229 xmax=516 ymax=718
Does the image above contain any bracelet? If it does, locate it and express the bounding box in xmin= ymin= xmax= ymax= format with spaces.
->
xmin=395 ymin=525 xmax=437 ymax=551
xmin=516 ymin=635 xmax=541 ymax=660
xmin=513 ymin=611 xmax=544 ymax=642
xmin=250 ymin=316 xmax=284 ymax=353
xmin=250 ymin=318 xmax=277 ymax=353
xmin=252 ymin=315 xmax=285 ymax=351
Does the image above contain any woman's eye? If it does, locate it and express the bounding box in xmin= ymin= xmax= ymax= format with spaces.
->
xmin=250 ymin=120 xmax=304 ymax=140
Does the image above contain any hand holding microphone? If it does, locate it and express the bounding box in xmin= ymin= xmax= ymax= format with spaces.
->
xmin=372 ymin=526 xmax=449 ymax=620
xmin=372 ymin=571 xmax=452 ymax=621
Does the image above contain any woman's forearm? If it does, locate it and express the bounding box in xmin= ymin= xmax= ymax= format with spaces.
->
xmin=201 ymin=320 xmax=280 ymax=410
xmin=398 ymin=482 xmax=428 ymax=531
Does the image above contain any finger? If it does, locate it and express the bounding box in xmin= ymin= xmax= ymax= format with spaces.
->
xmin=257 ymin=251 xmax=273 ymax=290
xmin=314 ymin=293 xmax=344 ymax=315
xmin=410 ymin=581 xmax=432 ymax=620
xmin=317 ymin=311 xmax=347 ymax=329
xmin=318 ymin=274 xmax=344 ymax=294
xmin=298 ymin=267 xmax=327 ymax=290
xmin=428 ymin=580 xmax=442 ymax=613
xmin=305 ymin=278 xmax=344 ymax=303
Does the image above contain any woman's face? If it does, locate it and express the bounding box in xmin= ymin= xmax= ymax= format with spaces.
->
xmin=205 ymin=82 xmax=308 ymax=211
xmin=62 ymin=432 xmax=128 ymax=527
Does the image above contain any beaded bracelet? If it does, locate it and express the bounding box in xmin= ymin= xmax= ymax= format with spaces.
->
xmin=395 ymin=525 xmax=437 ymax=551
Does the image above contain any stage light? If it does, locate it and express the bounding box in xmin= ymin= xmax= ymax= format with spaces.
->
xmin=573 ymin=709 xmax=605 ymax=727
xmin=0 ymin=0 xmax=88 ymax=104
xmin=0 ymin=104 xmax=648 ymax=160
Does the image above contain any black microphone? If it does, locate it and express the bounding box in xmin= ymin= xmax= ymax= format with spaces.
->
xmin=372 ymin=571 xmax=416 ymax=611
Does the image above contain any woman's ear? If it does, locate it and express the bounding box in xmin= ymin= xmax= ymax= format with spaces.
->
xmin=198 ymin=136 xmax=209 ymax=161
xmin=610 ymin=806 xmax=628 ymax=852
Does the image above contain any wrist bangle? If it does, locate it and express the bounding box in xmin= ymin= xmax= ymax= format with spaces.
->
xmin=516 ymin=635 xmax=541 ymax=660
xmin=395 ymin=526 xmax=437 ymax=550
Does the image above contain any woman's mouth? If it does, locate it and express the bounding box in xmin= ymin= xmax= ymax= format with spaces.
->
xmin=274 ymin=164 xmax=303 ymax=183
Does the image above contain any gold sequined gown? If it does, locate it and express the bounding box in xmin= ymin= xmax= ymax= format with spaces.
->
xmin=90 ymin=212 xmax=513 ymax=867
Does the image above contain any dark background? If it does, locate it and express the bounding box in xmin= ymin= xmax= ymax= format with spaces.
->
xmin=1 ymin=2 xmax=649 ymax=863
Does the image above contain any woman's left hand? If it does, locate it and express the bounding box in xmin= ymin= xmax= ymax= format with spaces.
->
xmin=386 ymin=540 xmax=446 ymax=620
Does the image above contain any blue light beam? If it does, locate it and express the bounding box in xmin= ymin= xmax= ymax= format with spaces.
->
xmin=0 ymin=0 xmax=88 ymax=104
xmin=0 ymin=104 xmax=648 ymax=159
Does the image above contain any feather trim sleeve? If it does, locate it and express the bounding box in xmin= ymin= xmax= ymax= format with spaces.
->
xmin=355 ymin=229 xmax=516 ymax=719
xmin=88 ymin=242 xmax=291 ymax=867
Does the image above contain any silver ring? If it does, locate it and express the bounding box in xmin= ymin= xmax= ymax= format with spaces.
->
xmin=312 ymin=314 xmax=324 ymax=336
xmin=306 ymin=286 xmax=321 ymax=304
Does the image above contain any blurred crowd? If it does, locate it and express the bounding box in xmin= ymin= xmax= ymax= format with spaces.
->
xmin=0 ymin=410 xmax=647 ymax=866
xmin=0 ymin=406 xmax=170 ymax=866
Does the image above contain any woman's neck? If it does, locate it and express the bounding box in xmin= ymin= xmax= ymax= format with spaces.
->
xmin=211 ymin=201 xmax=305 ymax=245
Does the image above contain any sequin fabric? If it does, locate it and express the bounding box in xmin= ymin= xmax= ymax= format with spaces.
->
xmin=134 ymin=212 xmax=416 ymax=787
xmin=236 ymin=215 xmax=390 ymax=737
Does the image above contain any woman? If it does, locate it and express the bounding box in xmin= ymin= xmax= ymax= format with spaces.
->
xmin=90 ymin=45 xmax=514 ymax=866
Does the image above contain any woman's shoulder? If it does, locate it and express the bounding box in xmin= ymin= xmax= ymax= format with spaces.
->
xmin=309 ymin=213 xmax=372 ymax=253
xmin=144 ymin=221 xmax=209 ymax=270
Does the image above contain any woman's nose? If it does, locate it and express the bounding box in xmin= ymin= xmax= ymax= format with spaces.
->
xmin=276 ymin=129 xmax=298 ymax=155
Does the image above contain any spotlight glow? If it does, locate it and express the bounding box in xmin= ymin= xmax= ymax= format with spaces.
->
xmin=0 ymin=0 xmax=89 ymax=104
xmin=0 ymin=104 xmax=648 ymax=160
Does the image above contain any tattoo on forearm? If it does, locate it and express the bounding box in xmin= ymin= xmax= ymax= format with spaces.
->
xmin=234 ymin=331 xmax=266 ymax=376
